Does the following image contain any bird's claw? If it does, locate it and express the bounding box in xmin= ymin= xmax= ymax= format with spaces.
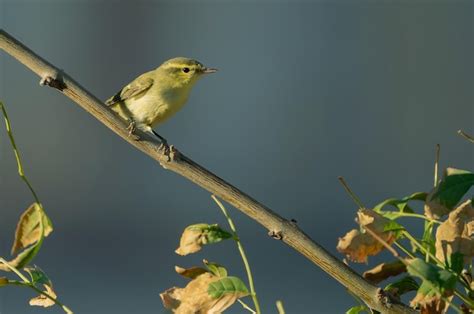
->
xmin=126 ymin=120 xmax=140 ymax=141
xmin=160 ymin=142 xmax=171 ymax=161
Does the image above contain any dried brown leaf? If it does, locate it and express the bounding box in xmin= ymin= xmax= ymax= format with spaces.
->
xmin=160 ymin=272 xmax=246 ymax=314
xmin=29 ymin=284 xmax=56 ymax=308
xmin=411 ymin=292 xmax=452 ymax=314
xmin=425 ymin=196 xmax=450 ymax=220
xmin=175 ymin=226 xmax=204 ymax=256
xmin=337 ymin=209 xmax=397 ymax=263
xmin=435 ymin=200 xmax=474 ymax=263
xmin=11 ymin=203 xmax=52 ymax=255
xmin=175 ymin=265 xmax=208 ymax=279
xmin=363 ymin=260 xmax=406 ymax=284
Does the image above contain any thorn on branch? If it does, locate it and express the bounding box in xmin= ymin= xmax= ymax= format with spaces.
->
xmin=39 ymin=73 xmax=66 ymax=91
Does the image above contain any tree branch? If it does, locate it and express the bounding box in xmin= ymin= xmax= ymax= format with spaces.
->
xmin=0 ymin=29 xmax=417 ymax=313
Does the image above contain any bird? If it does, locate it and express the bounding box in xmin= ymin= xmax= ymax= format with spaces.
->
xmin=105 ymin=57 xmax=217 ymax=145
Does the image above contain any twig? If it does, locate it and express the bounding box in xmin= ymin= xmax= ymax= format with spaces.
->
xmin=338 ymin=177 xmax=365 ymax=209
xmin=0 ymin=29 xmax=417 ymax=314
xmin=276 ymin=300 xmax=285 ymax=314
xmin=237 ymin=299 xmax=257 ymax=314
xmin=434 ymin=144 xmax=440 ymax=187
xmin=0 ymin=259 xmax=73 ymax=313
xmin=458 ymin=130 xmax=474 ymax=144
xmin=0 ymin=101 xmax=41 ymax=205
xmin=212 ymin=195 xmax=261 ymax=314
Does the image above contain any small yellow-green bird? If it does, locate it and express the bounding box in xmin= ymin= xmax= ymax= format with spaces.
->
xmin=105 ymin=57 xmax=217 ymax=143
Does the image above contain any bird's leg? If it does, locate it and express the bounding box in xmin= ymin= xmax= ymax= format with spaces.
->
xmin=146 ymin=127 xmax=170 ymax=159
xmin=151 ymin=129 xmax=168 ymax=146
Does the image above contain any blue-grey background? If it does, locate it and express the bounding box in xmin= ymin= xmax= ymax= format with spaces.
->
xmin=0 ymin=0 xmax=473 ymax=313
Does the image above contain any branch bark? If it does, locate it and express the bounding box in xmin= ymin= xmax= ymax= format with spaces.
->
xmin=0 ymin=29 xmax=417 ymax=313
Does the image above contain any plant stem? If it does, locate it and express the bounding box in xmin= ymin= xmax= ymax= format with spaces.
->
xmin=212 ymin=195 xmax=261 ymax=314
xmin=402 ymin=231 xmax=439 ymax=264
xmin=276 ymin=300 xmax=286 ymax=314
xmin=338 ymin=177 xmax=365 ymax=209
xmin=238 ymin=299 xmax=257 ymax=314
xmin=434 ymin=144 xmax=440 ymax=187
xmin=458 ymin=130 xmax=474 ymax=144
xmin=393 ymin=241 xmax=415 ymax=259
xmin=9 ymin=281 xmax=73 ymax=313
xmin=390 ymin=212 xmax=441 ymax=224
xmin=0 ymin=101 xmax=41 ymax=205
xmin=0 ymin=258 xmax=30 ymax=282
xmin=0 ymin=258 xmax=73 ymax=314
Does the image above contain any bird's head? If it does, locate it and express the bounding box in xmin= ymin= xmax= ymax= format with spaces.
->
xmin=158 ymin=57 xmax=217 ymax=88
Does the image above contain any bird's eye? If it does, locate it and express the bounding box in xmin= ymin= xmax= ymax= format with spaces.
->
xmin=182 ymin=67 xmax=190 ymax=73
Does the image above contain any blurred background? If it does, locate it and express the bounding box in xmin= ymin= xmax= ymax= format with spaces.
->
xmin=0 ymin=0 xmax=473 ymax=313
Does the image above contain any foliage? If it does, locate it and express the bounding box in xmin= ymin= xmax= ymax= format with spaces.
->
xmin=0 ymin=101 xmax=72 ymax=313
xmin=337 ymin=138 xmax=474 ymax=313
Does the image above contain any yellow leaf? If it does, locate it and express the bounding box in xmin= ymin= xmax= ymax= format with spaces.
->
xmin=160 ymin=272 xmax=247 ymax=313
xmin=29 ymin=284 xmax=56 ymax=308
xmin=435 ymin=200 xmax=474 ymax=263
xmin=11 ymin=203 xmax=53 ymax=255
xmin=337 ymin=209 xmax=397 ymax=263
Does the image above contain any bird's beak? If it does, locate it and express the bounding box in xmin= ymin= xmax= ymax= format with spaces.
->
xmin=202 ymin=67 xmax=218 ymax=74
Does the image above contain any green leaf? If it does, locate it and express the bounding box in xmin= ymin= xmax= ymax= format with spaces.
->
xmin=384 ymin=276 xmax=419 ymax=296
xmin=207 ymin=276 xmax=249 ymax=299
xmin=420 ymin=221 xmax=435 ymax=257
xmin=447 ymin=252 xmax=464 ymax=275
xmin=383 ymin=220 xmax=404 ymax=233
xmin=203 ymin=260 xmax=228 ymax=278
xmin=407 ymin=258 xmax=457 ymax=297
xmin=0 ymin=243 xmax=42 ymax=271
xmin=374 ymin=192 xmax=427 ymax=213
xmin=24 ymin=266 xmax=51 ymax=286
xmin=187 ymin=224 xmax=232 ymax=244
xmin=430 ymin=168 xmax=474 ymax=210
xmin=346 ymin=305 xmax=368 ymax=314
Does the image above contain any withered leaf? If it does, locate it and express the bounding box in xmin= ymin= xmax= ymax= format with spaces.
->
xmin=337 ymin=209 xmax=398 ymax=263
xmin=175 ymin=266 xmax=208 ymax=279
xmin=175 ymin=224 xmax=232 ymax=256
xmin=11 ymin=203 xmax=53 ymax=255
xmin=435 ymin=200 xmax=474 ymax=264
xmin=407 ymin=258 xmax=456 ymax=314
xmin=29 ymin=284 xmax=57 ymax=308
xmin=160 ymin=272 xmax=248 ymax=314
xmin=363 ymin=260 xmax=406 ymax=284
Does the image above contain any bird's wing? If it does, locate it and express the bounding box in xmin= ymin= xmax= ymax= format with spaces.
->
xmin=105 ymin=72 xmax=154 ymax=106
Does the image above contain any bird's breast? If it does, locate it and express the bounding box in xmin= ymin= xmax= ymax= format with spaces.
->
xmin=126 ymin=87 xmax=190 ymax=127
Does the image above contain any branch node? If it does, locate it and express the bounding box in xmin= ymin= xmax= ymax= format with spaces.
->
xmin=268 ymin=230 xmax=283 ymax=240
xmin=376 ymin=288 xmax=393 ymax=309
xmin=39 ymin=72 xmax=66 ymax=91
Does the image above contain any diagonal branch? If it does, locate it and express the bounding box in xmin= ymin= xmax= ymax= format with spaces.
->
xmin=0 ymin=29 xmax=417 ymax=313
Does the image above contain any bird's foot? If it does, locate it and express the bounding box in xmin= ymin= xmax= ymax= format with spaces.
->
xmin=126 ymin=119 xmax=140 ymax=141
xmin=159 ymin=142 xmax=171 ymax=161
